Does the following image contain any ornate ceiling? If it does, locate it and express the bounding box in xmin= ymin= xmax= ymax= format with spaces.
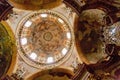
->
xmin=0 ymin=0 xmax=120 ymax=80
xmin=16 ymin=10 xmax=73 ymax=68
xmin=9 ymin=0 xmax=62 ymax=10
xmin=0 ymin=21 xmax=17 ymax=79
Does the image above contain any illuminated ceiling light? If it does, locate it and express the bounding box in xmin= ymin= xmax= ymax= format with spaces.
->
xmin=47 ymin=57 xmax=54 ymax=63
xmin=62 ymin=48 xmax=68 ymax=55
xmin=67 ymin=32 xmax=71 ymax=39
xmin=58 ymin=18 xmax=64 ymax=23
xmin=21 ymin=38 xmax=27 ymax=45
xmin=29 ymin=52 xmax=37 ymax=60
xmin=24 ymin=21 xmax=32 ymax=27
xmin=40 ymin=14 xmax=48 ymax=17
xmin=110 ymin=28 xmax=116 ymax=35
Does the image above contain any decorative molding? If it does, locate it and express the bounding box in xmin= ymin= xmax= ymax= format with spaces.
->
xmin=0 ymin=0 xmax=13 ymax=21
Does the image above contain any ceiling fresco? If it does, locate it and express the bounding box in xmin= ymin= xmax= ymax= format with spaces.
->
xmin=9 ymin=0 xmax=62 ymax=10
xmin=0 ymin=0 xmax=120 ymax=80
xmin=0 ymin=22 xmax=17 ymax=79
xmin=16 ymin=10 xmax=73 ymax=68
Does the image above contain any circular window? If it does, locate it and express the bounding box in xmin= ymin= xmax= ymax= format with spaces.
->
xmin=16 ymin=10 xmax=73 ymax=68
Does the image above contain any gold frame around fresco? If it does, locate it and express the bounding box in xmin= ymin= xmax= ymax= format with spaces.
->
xmin=0 ymin=21 xmax=17 ymax=78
